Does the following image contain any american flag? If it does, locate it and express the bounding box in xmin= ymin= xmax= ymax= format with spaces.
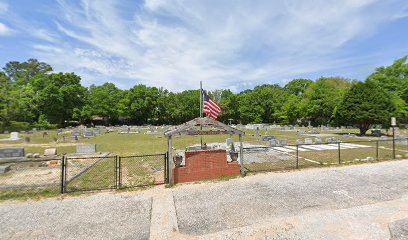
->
xmin=203 ymin=91 xmax=222 ymax=120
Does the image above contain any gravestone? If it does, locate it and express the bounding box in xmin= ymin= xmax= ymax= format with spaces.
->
xmin=262 ymin=136 xmax=275 ymax=141
xmin=371 ymin=129 xmax=381 ymax=137
xmin=304 ymin=138 xmax=313 ymax=144
xmin=298 ymin=130 xmax=306 ymax=135
xmin=44 ymin=148 xmax=57 ymax=156
xmin=72 ymin=132 xmax=81 ymax=138
xmin=0 ymin=165 xmax=10 ymax=174
xmin=296 ymin=139 xmax=303 ymax=145
xmin=269 ymin=139 xmax=278 ymax=147
xmin=93 ymin=129 xmax=101 ymax=135
xmin=255 ymin=127 xmax=260 ymax=138
xmin=315 ymin=138 xmax=322 ymax=144
xmin=10 ymin=132 xmax=19 ymax=140
xmin=84 ymin=131 xmax=94 ymax=138
xmin=325 ymin=137 xmax=333 ymax=143
xmin=76 ymin=144 xmax=96 ymax=154
xmin=280 ymin=139 xmax=288 ymax=146
xmin=310 ymin=129 xmax=319 ymax=134
xmin=0 ymin=148 xmax=24 ymax=158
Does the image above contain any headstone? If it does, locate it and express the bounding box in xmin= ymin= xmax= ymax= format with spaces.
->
xmin=93 ymin=129 xmax=101 ymax=135
xmin=72 ymin=132 xmax=81 ymax=138
xmin=76 ymin=144 xmax=96 ymax=154
xmin=25 ymin=153 xmax=33 ymax=158
xmin=10 ymin=132 xmax=19 ymax=140
xmin=0 ymin=148 xmax=24 ymax=158
xmin=33 ymin=153 xmax=40 ymax=158
xmin=325 ymin=137 xmax=333 ymax=143
xmin=298 ymin=130 xmax=306 ymax=135
xmin=269 ymin=139 xmax=278 ymax=147
xmin=44 ymin=148 xmax=57 ymax=156
xmin=310 ymin=129 xmax=319 ymax=134
xmin=84 ymin=131 xmax=94 ymax=138
xmin=304 ymin=138 xmax=313 ymax=144
xmin=371 ymin=129 xmax=381 ymax=137
xmin=255 ymin=127 xmax=260 ymax=138
xmin=314 ymin=138 xmax=322 ymax=144
xmin=296 ymin=139 xmax=303 ymax=145
xmin=280 ymin=139 xmax=288 ymax=146
xmin=0 ymin=165 xmax=10 ymax=174
xmin=262 ymin=136 xmax=275 ymax=141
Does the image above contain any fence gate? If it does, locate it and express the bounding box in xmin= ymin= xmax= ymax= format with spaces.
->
xmin=64 ymin=156 xmax=117 ymax=192
xmin=118 ymin=154 xmax=167 ymax=188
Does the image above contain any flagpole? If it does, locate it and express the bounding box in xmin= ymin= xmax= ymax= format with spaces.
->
xmin=200 ymin=81 xmax=203 ymax=148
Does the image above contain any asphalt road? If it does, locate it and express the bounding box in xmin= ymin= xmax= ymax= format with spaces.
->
xmin=173 ymin=160 xmax=408 ymax=236
xmin=0 ymin=193 xmax=152 ymax=240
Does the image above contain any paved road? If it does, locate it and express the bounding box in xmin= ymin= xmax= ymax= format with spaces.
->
xmin=2 ymin=160 xmax=408 ymax=239
xmin=173 ymin=160 xmax=408 ymax=236
xmin=0 ymin=193 xmax=152 ymax=240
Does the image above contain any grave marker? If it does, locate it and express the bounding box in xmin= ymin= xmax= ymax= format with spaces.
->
xmin=76 ymin=144 xmax=96 ymax=154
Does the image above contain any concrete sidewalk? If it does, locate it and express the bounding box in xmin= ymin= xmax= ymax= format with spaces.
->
xmin=2 ymin=160 xmax=408 ymax=239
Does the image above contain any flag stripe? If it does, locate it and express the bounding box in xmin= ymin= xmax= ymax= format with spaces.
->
xmin=203 ymin=91 xmax=222 ymax=120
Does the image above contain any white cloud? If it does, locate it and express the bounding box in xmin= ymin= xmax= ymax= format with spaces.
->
xmin=0 ymin=22 xmax=13 ymax=35
xmin=28 ymin=0 xmax=408 ymax=91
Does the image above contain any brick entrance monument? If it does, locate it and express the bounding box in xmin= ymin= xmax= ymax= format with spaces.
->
xmin=172 ymin=149 xmax=240 ymax=183
xmin=164 ymin=117 xmax=245 ymax=185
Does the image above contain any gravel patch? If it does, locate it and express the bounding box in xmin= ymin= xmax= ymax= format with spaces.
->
xmin=0 ymin=193 xmax=152 ymax=240
xmin=173 ymin=160 xmax=408 ymax=235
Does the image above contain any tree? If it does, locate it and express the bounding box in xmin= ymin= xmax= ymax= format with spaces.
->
xmin=87 ymin=83 xmax=123 ymax=124
xmin=3 ymin=59 xmax=52 ymax=84
xmin=30 ymin=73 xmax=87 ymax=124
xmin=367 ymin=56 xmax=408 ymax=123
xmin=301 ymin=77 xmax=351 ymax=126
xmin=337 ymin=80 xmax=396 ymax=135
xmin=284 ymin=79 xmax=313 ymax=95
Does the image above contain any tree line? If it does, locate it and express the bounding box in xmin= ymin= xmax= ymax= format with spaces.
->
xmin=0 ymin=57 xmax=407 ymax=134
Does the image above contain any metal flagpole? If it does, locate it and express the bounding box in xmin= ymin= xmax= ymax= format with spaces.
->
xmin=200 ymin=81 xmax=203 ymax=148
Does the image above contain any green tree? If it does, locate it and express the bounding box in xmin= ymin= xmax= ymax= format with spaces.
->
xmin=284 ymin=79 xmax=313 ymax=95
xmin=337 ymin=80 xmax=396 ymax=135
xmin=31 ymin=73 xmax=86 ymax=124
xmin=301 ymin=77 xmax=351 ymax=126
xmin=87 ymin=83 xmax=123 ymax=124
xmin=3 ymin=59 xmax=52 ymax=84
xmin=367 ymin=56 xmax=408 ymax=123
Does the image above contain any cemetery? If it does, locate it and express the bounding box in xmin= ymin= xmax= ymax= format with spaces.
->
xmin=0 ymin=122 xmax=407 ymax=200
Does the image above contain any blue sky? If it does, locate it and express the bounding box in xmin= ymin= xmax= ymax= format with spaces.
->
xmin=0 ymin=0 xmax=407 ymax=92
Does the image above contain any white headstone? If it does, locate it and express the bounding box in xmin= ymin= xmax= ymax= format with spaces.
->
xmin=305 ymin=138 xmax=313 ymax=144
xmin=10 ymin=132 xmax=19 ymax=140
xmin=76 ymin=144 xmax=96 ymax=154
xmin=44 ymin=148 xmax=57 ymax=156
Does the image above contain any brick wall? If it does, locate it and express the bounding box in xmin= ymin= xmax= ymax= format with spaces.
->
xmin=173 ymin=149 xmax=240 ymax=184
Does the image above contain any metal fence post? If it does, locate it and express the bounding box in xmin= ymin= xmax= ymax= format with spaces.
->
xmin=296 ymin=144 xmax=299 ymax=169
xmin=60 ymin=155 xmax=65 ymax=194
xmin=118 ymin=156 xmax=122 ymax=188
xmin=63 ymin=156 xmax=68 ymax=193
xmin=114 ymin=156 xmax=118 ymax=189
xmin=376 ymin=141 xmax=379 ymax=160
xmin=393 ymin=127 xmax=396 ymax=159
xmin=338 ymin=142 xmax=341 ymax=164
xmin=164 ymin=153 xmax=168 ymax=184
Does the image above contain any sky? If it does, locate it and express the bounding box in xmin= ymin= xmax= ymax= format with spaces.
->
xmin=0 ymin=0 xmax=407 ymax=92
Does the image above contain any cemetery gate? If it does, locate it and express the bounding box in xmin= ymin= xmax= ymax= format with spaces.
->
xmin=62 ymin=153 xmax=168 ymax=193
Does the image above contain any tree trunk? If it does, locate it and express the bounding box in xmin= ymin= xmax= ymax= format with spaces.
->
xmin=359 ymin=123 xmax=371 ymax=135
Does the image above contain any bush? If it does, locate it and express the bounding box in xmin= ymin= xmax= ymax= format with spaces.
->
xmin=3 ymin=121 xmax=31 ymax=132
xmin=34 ymin=115 xmax=58 ymax=130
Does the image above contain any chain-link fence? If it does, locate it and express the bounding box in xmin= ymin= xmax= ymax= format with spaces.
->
xmin=119 ymin=154 xmax=166 ymax=188
xmin=0 ymin=158 xmax=63 ymax=199
xmin=243 ymin=138 xmax=408 ymax=173
xmin=0 ymin=153 xmax=167 ymax=200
